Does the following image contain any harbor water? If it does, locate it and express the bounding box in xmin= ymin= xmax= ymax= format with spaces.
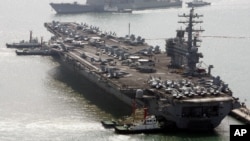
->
xmin=0 ymin=0 xmax=250 ymax=140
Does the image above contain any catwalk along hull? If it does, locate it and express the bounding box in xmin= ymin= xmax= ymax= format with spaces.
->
xmin=44 ymin=8 xmax=241 ymax=130
xmin=50 ymin=0 xmax=182 ymax=14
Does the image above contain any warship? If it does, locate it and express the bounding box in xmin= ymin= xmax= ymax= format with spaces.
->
xmin=186 ymin=0 xmax=211 ymax=7
xmin=50 ymin=0 xmax=182 ymax=14
xmin=15 ymin=48 xmax=52 ymax=56
xmin=44 ymin=8 xmax=240 ymax=130
xmin=6 ymin=31 xmax=41 ymax=48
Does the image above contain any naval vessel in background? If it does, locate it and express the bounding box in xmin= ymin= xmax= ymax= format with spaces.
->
xmin=50 ymin=0 xmax=183 ymax=14
xmin=186 ymin=0 xmax=211 ymax=7
xmin=44 ymin=8 xmax=240 ymax=130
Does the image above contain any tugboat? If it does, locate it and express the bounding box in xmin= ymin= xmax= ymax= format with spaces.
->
xmin=114 ymin=115 xmax=162 ymax=134
xmin=186 ymin=0 xmax=211 ymax=7
xmin=6 ymin=31 xmax=41 ymax=48
xmin=113 ymin=107 xmax=163 ymax=134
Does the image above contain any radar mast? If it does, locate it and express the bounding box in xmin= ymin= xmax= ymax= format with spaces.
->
xmin=166 ymin=8 xmax=206 ymax=76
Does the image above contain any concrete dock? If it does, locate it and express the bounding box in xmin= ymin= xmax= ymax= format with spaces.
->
xmin=229 ymin=105 xmax=250 ymax=124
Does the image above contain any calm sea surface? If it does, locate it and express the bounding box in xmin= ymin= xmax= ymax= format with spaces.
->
xmin=1 ymin=0 xmax=250 ymax=140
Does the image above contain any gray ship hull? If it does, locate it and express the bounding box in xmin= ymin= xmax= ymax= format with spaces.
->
xmin=161 ymin=98 xmax=236 ymax=129
xmin=52 ymin=53 xmax=134 ymax=106
xmin=50 ymin=3 xmax=104 ymax=14
xmin=186 ymin=0 xmax=210 ymax=7
xmin=50 ymin=1 xmax=182 ymax=14
xmin=6 ymin=43 xmax=41 ymax=48
xmin=115 ymin=1 xmax=182 ymax=10
xmin=51 ymin=51 xmax=238 ymax=130
xmin=186 ymin=2 xmax=210 ymax=7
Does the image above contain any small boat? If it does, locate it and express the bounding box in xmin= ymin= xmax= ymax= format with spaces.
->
xmin=102 ymin=106 xmax=163 ymax=134
xmin=114 ymin=115 xmax=163 ymax=134
xmin=101 ymin=120 xmax=118 ymax=128
xmin=186 ymin=0 xmax=211 ymax=7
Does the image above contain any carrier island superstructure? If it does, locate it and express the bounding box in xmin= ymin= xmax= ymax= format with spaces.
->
xmin=44 ymin=8 xmax=240 ymax=129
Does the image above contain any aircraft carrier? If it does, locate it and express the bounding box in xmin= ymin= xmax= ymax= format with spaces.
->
xmin=44 ymin=8 xmax=241 ymax=129
xmin=50 ymin=0 xmax=182 ymax=14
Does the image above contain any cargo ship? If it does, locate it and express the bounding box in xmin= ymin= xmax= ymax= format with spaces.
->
xmin=50 ymin=0 xmax=183 ymax=14
xmin=44 ymin=8 xmax=241 ymax=130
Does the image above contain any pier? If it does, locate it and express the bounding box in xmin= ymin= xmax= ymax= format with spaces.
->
xmin=229 ymin=105 xmax=250 ymax=124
